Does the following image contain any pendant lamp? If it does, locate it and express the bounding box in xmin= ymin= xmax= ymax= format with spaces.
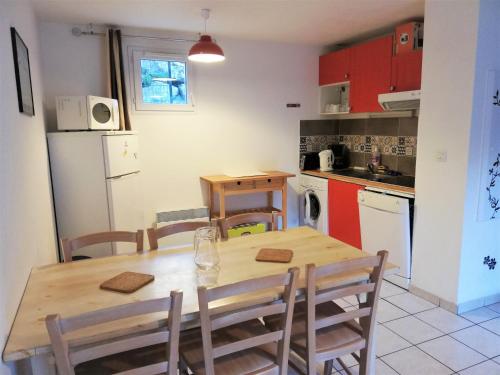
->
xmin=188 ymin=9 xmax=225 ymax=63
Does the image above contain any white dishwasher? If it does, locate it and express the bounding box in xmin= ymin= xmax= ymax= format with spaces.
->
xmin=358 ymin=187 xmax=413 ymax=289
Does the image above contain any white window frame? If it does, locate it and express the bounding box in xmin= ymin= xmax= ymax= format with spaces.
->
xmin=130 ymin=48 xmax=195 ymax=112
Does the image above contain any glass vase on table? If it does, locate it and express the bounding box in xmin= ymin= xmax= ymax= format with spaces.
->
xmin=194 ymin=225 xmax=220 ymax=287
xmin=194 ymin=225 xmax=220 ymax=271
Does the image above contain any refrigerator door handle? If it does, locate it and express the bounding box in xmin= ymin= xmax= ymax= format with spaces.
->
xmin=107 ymin=171 xmax=140 ymax=180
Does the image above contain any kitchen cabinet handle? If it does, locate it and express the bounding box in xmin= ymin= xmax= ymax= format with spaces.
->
xmin=344 ymin=73 xmax=349 ymax=79
xmin=390 ymin=85 xmax=396 ymax=92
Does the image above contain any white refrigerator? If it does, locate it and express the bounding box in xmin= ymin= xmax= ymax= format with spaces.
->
xmin=48 ymin=131 xmax=144 ymax=260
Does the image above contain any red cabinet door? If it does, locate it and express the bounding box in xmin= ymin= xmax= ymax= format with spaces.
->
xmin=350 ymin=35 xmax=393 ymax=113
xmin=319 ymin=48 xmax=351 ymax=86
xmin=328 ymin=179 xmax=363 ymax=249
xmin=391 ymin=49 xmax=423 ymax=92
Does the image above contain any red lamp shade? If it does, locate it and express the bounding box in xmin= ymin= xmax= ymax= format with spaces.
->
xmin=188 ymin=35 xmax=225 ymax=63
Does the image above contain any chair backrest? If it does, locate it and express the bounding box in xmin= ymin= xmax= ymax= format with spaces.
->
xmin=46 ymin=290 xmax=183 ymax=375
xmin=219 ymin=212 xmax=277 ymax=240
xmin=147 ymin=221 xmax=209 ymax=250
xmin=198 ymin=268 xmax=299 ymax=375
xmin=305 ymin=251 xmax=388 ymax=372
xmin=61 ymin=230 xmax=144 ymax=262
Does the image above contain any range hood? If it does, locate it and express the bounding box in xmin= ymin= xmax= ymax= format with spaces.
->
xmin=378 ymin=90 xmax=420 ymax=111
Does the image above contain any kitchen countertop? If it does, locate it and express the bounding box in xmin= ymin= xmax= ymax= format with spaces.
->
xmin=302 ymin=169 xmax=415 ymax=195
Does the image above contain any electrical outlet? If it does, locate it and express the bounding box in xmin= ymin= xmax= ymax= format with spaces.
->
xmin=435 ymin=150 xmax=447 ymax=162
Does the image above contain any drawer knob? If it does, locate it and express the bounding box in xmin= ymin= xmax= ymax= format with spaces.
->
xmin=267 ymin=179 xmax=271 ymax=183
xmin=237 ymin=181 xmax=241 ymax=185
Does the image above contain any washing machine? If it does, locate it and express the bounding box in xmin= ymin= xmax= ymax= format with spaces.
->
xmin=299 ymin=174 xmax=329 ymax=234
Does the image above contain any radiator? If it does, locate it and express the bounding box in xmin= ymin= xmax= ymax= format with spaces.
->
xmin=154 ymin=207 xmax=210 ymax=249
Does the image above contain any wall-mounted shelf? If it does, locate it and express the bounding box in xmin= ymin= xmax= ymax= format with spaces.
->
xmin=320 ymin=82 xmax=350 ymax=115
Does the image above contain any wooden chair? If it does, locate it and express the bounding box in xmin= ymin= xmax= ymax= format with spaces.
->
xmin=179 ymin=268 xmax=299 ymax=375
xmin=61 ymin=230 xmax=144 ymax=262
xmin=147 ymin=221 xmax=209 ymax=250
xmin=46 ymin=290 xmax=183 ymax=375
xmin=265 ymin=251 xmax=388 ymax=375
xmin=219 ymin=211 xmax=278 ymax=240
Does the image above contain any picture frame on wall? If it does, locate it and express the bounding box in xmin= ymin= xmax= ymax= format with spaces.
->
xmin=10 ymin=27 xmax=34 ymax=116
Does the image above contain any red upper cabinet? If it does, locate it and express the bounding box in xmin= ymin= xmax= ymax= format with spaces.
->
xmin=390 ymin=49 xmax=423 ymax=92
xmin=328 ymin=179 xmax=363 ymax=249
xmin=350 ymin=35 xmax=393 ymax=113
xmin=319 ymin=48 xmax=351 ymax=86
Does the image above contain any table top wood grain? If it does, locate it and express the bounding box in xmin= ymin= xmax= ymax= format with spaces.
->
xmin=200 ymin=170 xmax=295 ymax=184
xmin=2 ymin=226 xmax=396 ymax=362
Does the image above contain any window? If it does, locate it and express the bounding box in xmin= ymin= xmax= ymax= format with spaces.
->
xmin=131 ymin=49 xmax=194 ymax=111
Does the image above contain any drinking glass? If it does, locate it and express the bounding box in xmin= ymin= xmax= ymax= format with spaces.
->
xmin=194 ymin=226 xmax=220 ymax=270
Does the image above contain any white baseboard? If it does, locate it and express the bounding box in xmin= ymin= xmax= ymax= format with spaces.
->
xmin=409 ymin=285 xmax=500 ymax=314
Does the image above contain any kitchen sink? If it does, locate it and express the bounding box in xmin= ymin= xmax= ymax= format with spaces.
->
xmin=329 ymin=169 xmax=415 ymax=188
xmin=367 ymin=174 xmax=396 ymax=182
xmin=332 ymin=169 xmax=372 ymax=179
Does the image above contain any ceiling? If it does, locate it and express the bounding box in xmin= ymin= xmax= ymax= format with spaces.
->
xmin=32 ymin=0 xmax=425 ymax=46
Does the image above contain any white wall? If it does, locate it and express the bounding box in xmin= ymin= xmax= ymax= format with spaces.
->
xmin=39 ymin=22 xmax=320 ymax=236
xmin=0 ymin=1 xmax=58 ymax=373
xmin=412 ymin=0 xmax=480 ymax=305
xmin=413 ymin=0 xmax=500 ymax=310
xmin=458 ymin=0 xmax=500 ymax=305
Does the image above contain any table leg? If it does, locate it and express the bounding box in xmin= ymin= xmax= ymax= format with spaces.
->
xmin=267 ymin=191 xmax=273 ymax=209
xmin=281 ymin=182 xmax=288 ymax=230
xmin=207 ymin=183 xmax=213 ymax=218
xmin=219 ymin=185 xmax=225 ymax=219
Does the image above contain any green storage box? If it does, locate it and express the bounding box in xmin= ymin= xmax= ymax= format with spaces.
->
xmin=227 ymin=222 xmax=266 ymax=238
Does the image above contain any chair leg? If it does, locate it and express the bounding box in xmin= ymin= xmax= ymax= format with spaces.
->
xmin=359 ymin=347 xmax=375 ymax=375
xmin=179 ymin=357 xmax=190 ymax=375
xmin=323 ymin=360 xmax=333 ymax=375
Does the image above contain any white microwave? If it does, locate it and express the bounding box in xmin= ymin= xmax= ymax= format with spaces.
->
xmin=56 ymin=95 xmax=120 ymax=131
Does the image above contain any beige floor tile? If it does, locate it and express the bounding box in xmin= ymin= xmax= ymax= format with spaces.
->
xmin=381 ymin=346 xmax=452 ymax=375
xmin=376 ymin=324 xmax=412 ymax=356
xmin=334 ymin=298 xmax=352 ymax=308
xmin=487 ymin=302 xmax=500 ymax=313
xmin=451 ymin=325 xmax=500 ymax=358
xmin=380 ymin=281 xmax=407 ymax=298
xmin=418 ymin=336 xmax=486 ymax=372
xmin=376 ymin=299 xmax=409 ymax=323
xmin=384 ymin=315 xmax=444 ymax=344
xmin=384 ymin=293 xmax=437 ymax=314
xmin=338 ymin=359 xmax=399 ymax=375
xmin=458 ymin=360 xmax=500 ymax=375
xmin=460 ymin=307 xmax=500 ymax=323
xmin=415 ymin=307 xmax=473 ymax=333
xmin=479 ymin=317 xmax=500 ymax=335
xmin=343 ymin=295 xmax=360 ymax=306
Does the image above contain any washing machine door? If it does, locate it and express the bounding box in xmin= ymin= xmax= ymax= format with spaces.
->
xmin=304 ymin=189 xmax=321 ymax=226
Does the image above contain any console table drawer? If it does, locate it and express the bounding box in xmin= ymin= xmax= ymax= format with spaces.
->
xmin=224 ymin=180 xmax=255 ymax=191
xmin=256 ymin=178 xmax=284 ymax=189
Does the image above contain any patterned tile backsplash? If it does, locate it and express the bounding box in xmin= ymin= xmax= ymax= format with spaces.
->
xmin=300 ymin=134 xmax=417 ymax=157
xmin=299 ymin=117 xmax=419 ymax=176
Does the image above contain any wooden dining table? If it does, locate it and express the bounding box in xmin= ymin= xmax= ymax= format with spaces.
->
xmin=2 ymin=226 xmax=397 ymax=373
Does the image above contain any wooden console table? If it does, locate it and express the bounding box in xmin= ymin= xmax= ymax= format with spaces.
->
xmin=200 ymin=171 xmax=295 ymax=229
